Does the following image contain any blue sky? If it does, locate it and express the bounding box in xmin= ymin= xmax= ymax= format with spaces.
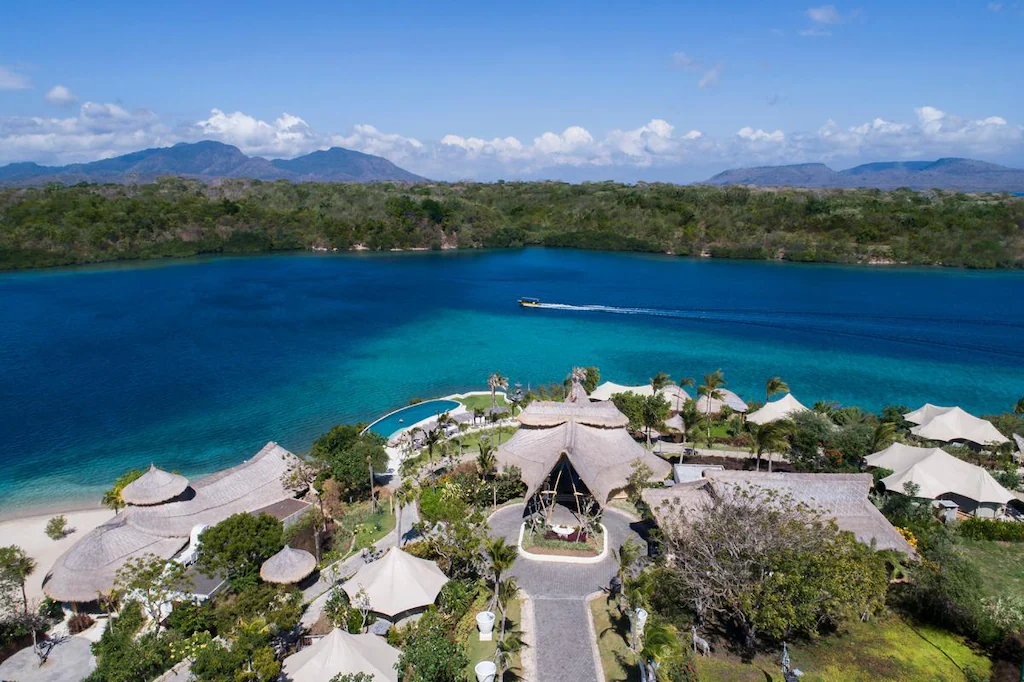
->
xmin=1 ymin=0 xmax=1022 ymax=181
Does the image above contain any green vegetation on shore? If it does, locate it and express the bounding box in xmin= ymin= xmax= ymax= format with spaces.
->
xmin=1 ymin=179 xmax=1022 ymax=270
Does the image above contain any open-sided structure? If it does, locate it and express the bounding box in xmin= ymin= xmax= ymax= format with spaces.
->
xmin=342 ymin=547 xmax=449 ymax=618
xmin=865 ymin=442 xmax=1013 ymax=517
xmin=282 ymin=628 xmax=400 ymax=682
xmin=43 ymin=442 xmax=302 ymax=603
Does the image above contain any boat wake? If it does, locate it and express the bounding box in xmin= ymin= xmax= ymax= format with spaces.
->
xmin=525 ymin=301 xmax=1024 ymax=360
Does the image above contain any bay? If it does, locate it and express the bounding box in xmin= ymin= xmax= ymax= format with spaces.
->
xmin=1 ymin=248 xmax=1022 ymax=514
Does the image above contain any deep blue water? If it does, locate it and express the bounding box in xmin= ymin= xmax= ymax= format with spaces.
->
xmin=1 ymin=248 xmax=1023 ymax=514
xmin=366 ymin=399 xmax=461 ymax=438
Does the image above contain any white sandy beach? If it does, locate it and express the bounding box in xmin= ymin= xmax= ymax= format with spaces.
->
xmin=0 ymin=508 xmax=115 ymax=603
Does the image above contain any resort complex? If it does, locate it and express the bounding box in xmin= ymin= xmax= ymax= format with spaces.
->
xmin=2 ymin=368 xmax=1023 ymax=682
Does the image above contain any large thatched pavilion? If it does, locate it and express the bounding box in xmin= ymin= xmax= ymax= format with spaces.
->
xmin=496 ymin=376 xmax=671 ymax=525
xmin=43 ymin=442 xmax=306 ymax=604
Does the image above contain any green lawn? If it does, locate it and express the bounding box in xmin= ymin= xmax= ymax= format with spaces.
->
xmin=464 ymin=598 xmax=523 ymax=681
xmin=458 ymin=393 xmax=509 ymax=411
xmin=589 ymin=599 xmax=990 ymax=682
xmin=321 ymin=500 xmax=396 ymax=564
xmin=957 ymin=537 xmax=1024 ymax=599
xmin=452 ymin=426 xmax=518 ymax=455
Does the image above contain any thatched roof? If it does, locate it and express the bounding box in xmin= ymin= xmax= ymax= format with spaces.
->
xmin=42 ymin=515 xmax=187 ymax=602
xmin=664 ymin=414 xmax=686 ymax=432
xmin=496 ymin=420 xmax=672 ymax=504
xmin=694 ymin=388 xmax=748 ymax=414
xmin=517 ymin=399 xmax=629 ymax=428
xmin=44 ymin=442 xmax=300 ymax=602
xmin=342 ymin=548 xmax=448 ymax=617
xmin=121 ymin=465 xmax=189 ymax=506
xmin=260 ymin=545 xmax=317 ymax=584
xmin=282 ymin=628 xmax=400 ymax=682
xmin=643 ymin=470 xmax=914 ymax=555
xmin=130 ymin=442 xmax=300 ymax=537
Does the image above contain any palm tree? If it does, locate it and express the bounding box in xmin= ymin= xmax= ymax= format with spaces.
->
xmin=488 ymin=372 xmax=509 ymax=411
xmin=765 ymin=376 xmax=789 ymax=402
xmin=870 ymin=421 xmax=897 ymax=454
xmin=1015 ymin=397 xmax=1024 ymax=415
xmin=485 ymin=537 xmax=518 ymax=610
xmin=676 ymin=376 xmax=695 ymax=412
xmin=394 ymin=481 xmax=418 ymax=547
xmin=422 ymin=427 xmax=442 ymax=490
xmin=477 ymin=438 xmax=497 ymax=478
xmin=0 ymin=546 xmax=36 ymax=614
xmin=493 ymin=629 xmax=527 ymax=682
xmin=640 ymin=622 xmax=681 ymax=682
xmin=751 ymin=421 xmax=792 ymax=472
xmin=496 ymin=576 xmax=519 ymax=638
xmin=698 ymin=370 xmax=725 ymax=448
xmin=650 ymin=372 xmax=671 ymax=394
xmin=509 ymin=383 xmax=524 ymax=416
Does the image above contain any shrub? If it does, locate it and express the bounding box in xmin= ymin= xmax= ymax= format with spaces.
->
xmin=68 ymin=613 xmax=94 ymax=634
xmin=38 ymin=597 xmax=64 ymax=622
xmin=45 ymin=515 xmax=68 ymax=540
xmin=959 ymin=517 xmax=1024 ymax=542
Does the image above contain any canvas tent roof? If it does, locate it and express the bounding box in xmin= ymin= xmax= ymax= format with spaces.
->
xmin=907 ymin=406 xmax=1009 ymax=446
xmin=342 ymin=548 xmax=448 ymax=617
xmin=588 ymin=381 xmax=692 ymax=404
xmin=260 ymin=545 xmax=317 ymax=584
xmin=496 ymin=419 xmax=672 ymax=504
xmin=865 ymin=443 xmax=1013 ymax=505
xmin=904 ymin=403 xmax=953 ymax=425
xmin=694 ymin=388 xmax=748 ymax=414
xmin=44 ymin=442 xmax=300 ymax=602
xmin=746 ymin=393 xmax=809 ymax=425
xmin=643 ymin=470 xmax=914 ymax=554
xmin=282 ymin=628 xmax=400 ymax=682
xmin=120 ymin=465 xmax=190 ymax=506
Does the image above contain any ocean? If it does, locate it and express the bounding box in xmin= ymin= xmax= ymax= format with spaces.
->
xmin=1 ymin=248 xmax=1022 ymax=515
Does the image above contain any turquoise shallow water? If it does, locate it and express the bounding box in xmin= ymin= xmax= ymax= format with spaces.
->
xmin=1 ymin=248 xmax=1022 ymax=514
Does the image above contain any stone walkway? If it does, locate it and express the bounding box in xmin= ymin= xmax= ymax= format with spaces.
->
xmin=0 ymin=636 xmax=95 ymax=682
xmin=489 ymin=504 xmax=647 ymax=682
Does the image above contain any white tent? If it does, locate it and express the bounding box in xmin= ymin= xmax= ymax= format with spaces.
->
xmin=282 ymin=628 xmax=400 ymax=682
xmin=342 ymin=547 xmax=448 ymax=617
xmin=1014 ymin=434 xmax=1024 ymax=462
xmin=746 ymin=394 xmax=809 ymax=425
xmin=865 ymin=443 xmax=1014 ymax=512
xmin=694 ymin=388 xmax=748 ymax=415
xmin=589 ymin=381 xmax=691 ymax=405
xmin=907 ymin=405 xmax=1009 ymax=446
xmin=904 ymin=403 xmax=953 ymax=425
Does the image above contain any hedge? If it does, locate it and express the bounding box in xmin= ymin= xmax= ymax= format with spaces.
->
xmin=958 ymin=517 xmax=1024 ymax=542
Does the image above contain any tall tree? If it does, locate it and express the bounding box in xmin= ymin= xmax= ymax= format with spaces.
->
xmin=650 ymin=372 xmax=671 ymax=394
xmin=484 ymin=537 xmax=518 ymax=611
xmin=0 ymin=545 xmax=36 ymax=614
xmin=750 ymin=421 xmax=792 ymax=472
xmin=197 ymin=513 xmax=283 ymax=587
xmin=488 ymin=372 xmax=509 ymax=410
xmin=115 ymin=553 xmax=192 ymax=629
xmin=477 ymin=437 xmax=497 ymax=477
xmin=698 ymin=370 xmax=725 ymax=447
xmin=395 ymin=481 xmax=418 ymax=547
xmin=765 ymin=376 xmax=789 ymax=402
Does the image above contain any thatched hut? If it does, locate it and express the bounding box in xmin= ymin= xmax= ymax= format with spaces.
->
xmin=260 ymin=545 xmax=317 ymax=584
xmin=694 ymin=388 xmax=748 ymax=415
xmin=120 ymin=465 xmax=189 ymax=506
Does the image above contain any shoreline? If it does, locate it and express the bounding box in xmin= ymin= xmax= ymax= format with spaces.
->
xmin=0 ymin=497 xmax=106 ymax=523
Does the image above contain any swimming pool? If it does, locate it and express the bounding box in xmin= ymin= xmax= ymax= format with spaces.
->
xmin=365 ymin=399 xmax=462 ymax=439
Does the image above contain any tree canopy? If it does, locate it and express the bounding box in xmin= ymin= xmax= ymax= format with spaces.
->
xmin=198 ymin=513 xmax=283 ymax=587
xmin=311 ymin=424 xmax=388 ymax=498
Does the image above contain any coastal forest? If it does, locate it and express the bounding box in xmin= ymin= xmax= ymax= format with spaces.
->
xmin=1 ymin=178 xmax=1022 ymax=270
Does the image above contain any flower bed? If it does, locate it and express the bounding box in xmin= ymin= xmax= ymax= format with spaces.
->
xmin=523 ymin=525 xmax=603 ymax=557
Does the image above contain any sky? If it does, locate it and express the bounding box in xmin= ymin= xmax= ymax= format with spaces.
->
xmin=1 ymin=0 xmax=1022 ymax=182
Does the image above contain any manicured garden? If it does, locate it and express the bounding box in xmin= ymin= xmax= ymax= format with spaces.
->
xmin=457 ymin=393 xmax=509 ymax=411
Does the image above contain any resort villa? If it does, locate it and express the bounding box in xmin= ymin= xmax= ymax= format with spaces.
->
xmin=43 ymin=442 xmax=309 ymax=605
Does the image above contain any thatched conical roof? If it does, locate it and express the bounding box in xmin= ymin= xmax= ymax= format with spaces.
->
xmin=120 ymin=464 xmax=190 ymax=506
xmin=261 ymin=545 xmax=317 ymax=584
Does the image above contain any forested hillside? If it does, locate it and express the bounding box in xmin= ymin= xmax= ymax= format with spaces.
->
xmin=1 ymin=179 xmax=1022 ymax=270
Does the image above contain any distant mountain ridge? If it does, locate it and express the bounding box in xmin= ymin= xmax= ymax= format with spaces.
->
xmin=0 ymin=141 xmax=428 ymax=185
xmin=705 ymin=157 xmax=1024 ymax=192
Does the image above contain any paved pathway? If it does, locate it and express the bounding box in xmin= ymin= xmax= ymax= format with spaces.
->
xmin=300 ymin=503 xmax=421 ymax=628
xmin=0 ymin=636 xmax=95 ymax=682
xmin=489 ymin=504 xmax=648 ymax=682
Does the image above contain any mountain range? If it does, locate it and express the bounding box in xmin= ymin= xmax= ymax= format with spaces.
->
xmin=0 ymin=141 xmax=427 ymax=185
xmin=704 ymin=158 xmax=1024 ymax=192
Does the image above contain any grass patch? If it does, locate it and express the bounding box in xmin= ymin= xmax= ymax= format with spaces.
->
xmin=458 ymin=393 xmax=509 ymax=411
xmin=452 ymin=426 xmax=518 ymax=455
xmin=321 ymin=500 xmax=396 ymax=564
xmin=523 ymin=526 xmax=603 ymax=557
xmin=590 ymin=596 xmax=640 ymax=682
xmin=957 ymin=536 xmax=1024 ymax=599
xmin=463 ymin=598 xmax=523 ymax=681
xmin=589 ymin=598 xmax=990 ymax=682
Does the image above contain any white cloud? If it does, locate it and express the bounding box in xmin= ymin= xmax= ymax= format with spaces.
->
xmin=44 ymin=85 xmax=77 ymax=106
xmin=0 ymin=103 xmax=1021 ymax=179
xmin=0 ymin=65 xmax=31 ymax=90
xmin=799 ymin=28 xmax=833 ymax=37
xmin=807 ymin=5 xmax=844 ymax=24
xmin=669 ymin=51 xmax=723 ymax=89
xmin=698 ymin=65 xmax=722 ymax=88
xmin=987 ymin=2 xmax=1003 ymax=11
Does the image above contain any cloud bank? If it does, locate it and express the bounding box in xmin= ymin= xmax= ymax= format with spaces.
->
xmin=0 ymin=102 xmax=1021 ymax=181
